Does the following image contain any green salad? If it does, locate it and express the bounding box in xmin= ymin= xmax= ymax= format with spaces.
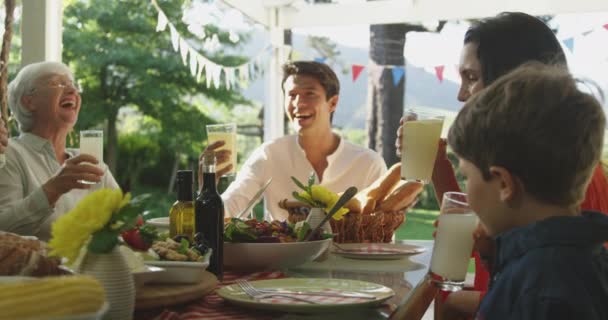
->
xmin=224 ymin=218 xmax=333 ymax=243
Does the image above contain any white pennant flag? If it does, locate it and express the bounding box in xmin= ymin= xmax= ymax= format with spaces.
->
xmin=189 ymin=48 xmax=198 ymax=77
xmin=197 ymin=56 xmax=207 ymax=83
xmin=169 ymin=25 xmax=179 ymax=52
xmin=225 ymin=68 xmax=237 ymax=90
xmin=238 ymin=65 xmax=249 ymax=82
xmin=179 ymin=38 xmax=189 ymax=65
xmin=156 ymin=11 xmax=168 ymax=32
xmin=212 ymin=65 xmax=223 ymax=89
xmin=205 ymin=63 xmax=214 ymax=88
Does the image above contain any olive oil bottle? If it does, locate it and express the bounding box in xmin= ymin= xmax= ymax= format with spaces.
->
xmin=169 ymin=170 xmax=195 ymax=240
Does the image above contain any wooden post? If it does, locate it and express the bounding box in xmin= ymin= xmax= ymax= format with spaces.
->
xmin=0 ymin=0 xmax=16 ymax=132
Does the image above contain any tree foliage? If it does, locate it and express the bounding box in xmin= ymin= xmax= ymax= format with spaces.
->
xmin=62 ymin=0 xmax=250 ymax=185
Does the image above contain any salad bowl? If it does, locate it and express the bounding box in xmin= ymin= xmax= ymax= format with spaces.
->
xmin=223 ymin=238 xmax=332 ymax=270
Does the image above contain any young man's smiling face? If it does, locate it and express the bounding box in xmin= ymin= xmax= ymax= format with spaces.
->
xmin=283 ymin=74 xmax=338 ymax=134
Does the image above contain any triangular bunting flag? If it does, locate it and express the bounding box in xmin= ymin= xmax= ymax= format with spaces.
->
xmin=179 ymin=38 xmax=189 ymax=65
xmin=314 ymin=57 xmax=327 ymax=63
xmin=352 ymin=64 xmax=364 ymax=82
xmin=435 ymin=65 xmax=445 ymax=83
xmin=391 ymin=67 xmax=405 ymax=86
xmin=156 ymin=11 xmax=168 ymax=32
xmin=196 ymin=56 xmax=206 ymax=82
xmin=563 ymin=37 xmax=574 ymax=53
xmin=189 ymin=48 xmax=198 ymax=77
xmin=604 ymin=24 xmax=608 ymax=30
xmin=169 ymin=25 xmax=179 ymax=52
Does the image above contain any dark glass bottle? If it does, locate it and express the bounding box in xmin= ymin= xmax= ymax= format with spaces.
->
xmin=169 ymin=170 xmax=195 ymax=241
xmin=195 ymin=151 xmax=224 ymax=280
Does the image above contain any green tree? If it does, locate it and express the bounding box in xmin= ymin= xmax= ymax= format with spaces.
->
xmin=62 ymin=0 xmax=250 ymax=178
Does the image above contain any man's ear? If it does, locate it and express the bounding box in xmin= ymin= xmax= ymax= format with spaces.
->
xmin=328 ymin=95 xmax=338 ymax=113
xmin=488 ymin=166 xmax=517 ymax=202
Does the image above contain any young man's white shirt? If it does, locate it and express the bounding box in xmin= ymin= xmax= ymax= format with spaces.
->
xmin=222 ymin=134 xmax=387 ymax=221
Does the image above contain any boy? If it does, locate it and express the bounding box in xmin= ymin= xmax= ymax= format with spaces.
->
xmin=447 ymin=62 xmax=608 ymax=319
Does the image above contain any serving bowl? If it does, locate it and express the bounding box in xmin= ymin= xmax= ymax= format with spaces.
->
xmin=146 ymin=260 xmax=210 ymax=284
xmin=223 ymin=238 xmax=332 ymax=270
xmin=146 ymin=217 xmax=169 ymax=234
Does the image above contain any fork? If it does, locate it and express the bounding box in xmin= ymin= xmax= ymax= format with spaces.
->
xmin=236 ymin=279 xmax=319 ymax=304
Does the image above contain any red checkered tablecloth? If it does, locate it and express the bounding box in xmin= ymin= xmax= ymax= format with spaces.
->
xmin=136 ymin=271 xmax=287 ymax=320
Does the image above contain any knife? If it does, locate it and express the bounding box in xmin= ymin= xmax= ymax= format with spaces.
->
xmin=236 ymin=178 xmax=273 ymax=219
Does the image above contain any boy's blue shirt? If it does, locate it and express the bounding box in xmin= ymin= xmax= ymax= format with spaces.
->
xmin=477 ymin=211 xmax=608 ymax=320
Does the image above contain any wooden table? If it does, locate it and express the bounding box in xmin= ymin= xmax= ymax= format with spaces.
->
xmin=135 ymin=240 xmax=435 ymax=320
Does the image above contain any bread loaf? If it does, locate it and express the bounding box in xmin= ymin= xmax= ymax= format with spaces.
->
xmin=378 ymin=180 xmax=424 ymax=212
xmin=354 ymin=163 xmax=402 ymax=214
xmin=0 ymin=232 xmax=61 ymax=277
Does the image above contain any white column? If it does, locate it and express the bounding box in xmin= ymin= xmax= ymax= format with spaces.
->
xmin=21 ymin=0 xmax=63 ymax=66
xmin=264 ymin=7 xmax=286 ymax=142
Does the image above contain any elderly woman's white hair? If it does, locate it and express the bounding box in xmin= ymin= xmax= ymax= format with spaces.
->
xmin=7 ymin=61 xmax=74 ymax=132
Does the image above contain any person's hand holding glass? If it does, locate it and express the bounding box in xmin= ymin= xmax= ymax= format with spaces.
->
xmin=429 ymin=192 xmax=479 ymax=291
xmin=198 ymin=123 xmax=236 ymax=190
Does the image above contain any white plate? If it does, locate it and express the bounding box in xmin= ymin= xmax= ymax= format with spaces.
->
xmin=146 ymin=260 xmax=210 ymax=284
xmin=146 ymin=217 xmax=169 ymax=233
xmin=332 ymin=243 xmax=426 ymax=260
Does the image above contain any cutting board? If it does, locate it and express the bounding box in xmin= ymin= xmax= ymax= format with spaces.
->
xmin=135 ymin=271 xmax=218 ymax=310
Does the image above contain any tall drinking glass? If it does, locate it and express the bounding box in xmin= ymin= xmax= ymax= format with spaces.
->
xmin=79 ymin=130 xmax=104 ymax=184
xmin=206 ymin=123 xmax=237 ymax=177
xmin=400 ymin=109 xmax=444 ymax=183
xmin=430 ymin=192 xmax=478 ymax=291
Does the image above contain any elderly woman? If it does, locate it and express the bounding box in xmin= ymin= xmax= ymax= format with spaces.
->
xmin=0 ymin=61 xmax=119 ymax=241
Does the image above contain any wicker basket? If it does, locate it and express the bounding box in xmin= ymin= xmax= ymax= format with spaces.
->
xmin=279 ymin=200 xmax=405 ymax=243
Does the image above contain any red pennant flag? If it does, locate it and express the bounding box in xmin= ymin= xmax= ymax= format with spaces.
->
xmin=352 ymin=64 xmax=365 ymax=82
xmin=604 ymin=23 xmax=608 ymax=30
xmin=435 ymin=65 xmax=445 ymax=83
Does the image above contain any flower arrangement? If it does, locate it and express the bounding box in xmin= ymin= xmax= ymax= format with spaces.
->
xmin=291 ymin=173 xmax=349 ymax=221
xmin=49 ymin=188 xmax=148 ymax=264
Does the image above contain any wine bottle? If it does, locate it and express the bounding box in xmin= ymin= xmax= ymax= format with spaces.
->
xmin=195 ymin=151 xmax=224 ymax=280
xmin=169 ymin=170 xmax=195 ymax=241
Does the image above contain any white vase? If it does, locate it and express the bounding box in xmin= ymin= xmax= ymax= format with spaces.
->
xmin=306 ymin=207 xmax=333 ymax=235
xmin=77 ymin=247 xmax=135 ymax=320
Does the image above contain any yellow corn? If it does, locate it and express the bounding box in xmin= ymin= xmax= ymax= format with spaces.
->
xmin=0 ymin=275 xmax=105 ymax=319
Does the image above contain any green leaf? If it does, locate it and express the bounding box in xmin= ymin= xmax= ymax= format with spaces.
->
xmin=296 ymin=222 xmax=311 ymax=242
xmin=88 ymin=228 xmax=119 ymax=253
xmin=307 ymin=172 xmax=316 ymax=192
xmin=290 ymin=176 xmax=307 ymax=191
xmin=292 ymin=192 xmax=314 ymax=207
xmin=178 ymin=238 xmax=190 ymax=254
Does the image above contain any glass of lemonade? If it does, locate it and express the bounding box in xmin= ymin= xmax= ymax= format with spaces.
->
xmin=400 ymin=109 xmax=444 ymax=183
xmin=206 ymin=123 xmax=237 ymax=177
xmin=79 ymin=130 xmax=104 ymax=184
xmin=430 ymin=192 xmax=479 ymax=291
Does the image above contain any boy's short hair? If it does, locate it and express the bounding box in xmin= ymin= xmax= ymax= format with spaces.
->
xmin=281 ymin=61 xmax=340 ymax=99
xmin=448 ymin=63 xmax=605 ymax=208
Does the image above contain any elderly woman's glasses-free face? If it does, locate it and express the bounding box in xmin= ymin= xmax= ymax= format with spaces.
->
xmin=29 ymin=81 xmax=83 ymax=94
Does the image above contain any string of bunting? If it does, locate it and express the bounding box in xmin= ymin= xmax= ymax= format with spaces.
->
xmin=319 ymin=22 xmax=608 ymax=85
xmin=150 ymin=0 xmax=271 ymax=90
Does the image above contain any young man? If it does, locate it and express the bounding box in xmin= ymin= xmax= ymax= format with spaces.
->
xmin=201 ymin=61 xmax=386 ymax=220
xmin=447 ymin=63 xmax=608 ymax=319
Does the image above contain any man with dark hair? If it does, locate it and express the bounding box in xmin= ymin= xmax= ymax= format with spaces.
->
xmin=201 ymin=61 xmax=386 ymax=220
xmin=449 ymin=62 xmax=608 ymax=320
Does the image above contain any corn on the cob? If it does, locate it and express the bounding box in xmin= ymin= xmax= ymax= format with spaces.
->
xmin=0 ymin=275 xmax=105 ymax=319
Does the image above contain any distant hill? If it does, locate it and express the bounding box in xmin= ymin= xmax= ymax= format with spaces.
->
xmin=241 ymin=31 xmax=462 ymax=129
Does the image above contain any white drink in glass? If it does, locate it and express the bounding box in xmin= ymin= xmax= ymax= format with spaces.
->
xmin=401 ymin=118 xmax=444 ymax=182
xmin=430 ymin=212 xmax=478 ymax=282
xmin=206 ymin=124 xmax=237 ymax=176
xmin=79 ymin=130 xmax=103 ymax=184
